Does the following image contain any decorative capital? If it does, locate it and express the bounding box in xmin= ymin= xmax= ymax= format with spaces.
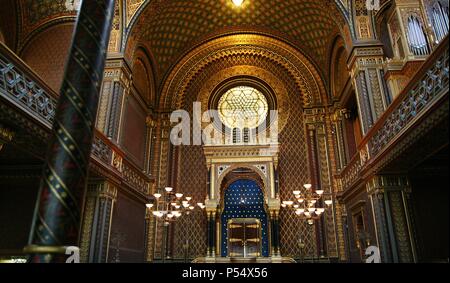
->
xmin=348 ymin=44 xmax=385 ymax=73
xmin=366 ymin=175 xmax=410 ymax=195
xmin=87 ymin=181 xmax=118 ymax=201
xmin=104 ymin=58 xmax=132 ymax=86
xmin=304 ymin=107 xmax=326 ymax=124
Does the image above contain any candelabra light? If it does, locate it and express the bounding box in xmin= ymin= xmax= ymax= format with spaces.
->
xmin=281 ymin=184 xmax=333 ymax=225
xmin=146 ymin=187 xmax=205 ymax=225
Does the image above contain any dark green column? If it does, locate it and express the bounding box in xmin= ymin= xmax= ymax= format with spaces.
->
xmin=207 ymin=212 xmax=216 ymax=257
xmin=270 ymin=211 xmax=281 ymax=256
xmin=25 ymin=0 xmax=116 ymax=263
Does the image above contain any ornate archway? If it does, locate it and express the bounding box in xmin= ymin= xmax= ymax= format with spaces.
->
xmin=220 ymin=177 xmax=270 ymax=257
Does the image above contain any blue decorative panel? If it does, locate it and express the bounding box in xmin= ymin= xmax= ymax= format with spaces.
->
xmin=221 ymin=179 xmax=269 ymax=257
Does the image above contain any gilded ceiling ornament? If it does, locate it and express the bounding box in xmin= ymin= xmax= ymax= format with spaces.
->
xmin=217 ymin=86 xmax=269 ymax=129
xmin=160 ymin=34 xmax=327 ymax=113
xmin=124 ymin=0 xmax=346 ymax=75
xmin=196 ymin=65 xmax=291 ymax=133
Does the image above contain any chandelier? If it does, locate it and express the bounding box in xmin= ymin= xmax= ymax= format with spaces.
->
xmin=146 ymin=187 xmax=205 ymax=225
xmin=281 ymin=184 xmax=333 ymax=225
xmin=232 ymin=0 xmax=245 ymax=7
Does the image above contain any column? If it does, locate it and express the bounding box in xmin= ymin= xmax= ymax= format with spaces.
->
xmin=144 ymin=199 xmax=156 ymax=263
xmin=304 ymin=109 xmax=338 ymax=258
xmin=96 ymin=58 xmax=131 ymax=142
xmin=332 ymin=109 xmax=348 ymax=169
xmin=25 ymin=0 xmax=116 ymax=263
xmin=144 ymin=116 xmax=156 ymax=175
xmin=79 ymin=180 xmax=117 ymax=263
xmin=270 ymin=210 xmax=281 ymax=257
xmin=349 ymin=46 xmax=389 ymax=135
xmin=206 ymin=210 xmax=216 ymax=257
xmin=152 ymin=114 xmax=171 ymax=260
xmin=367 ymin=175 xmax=416 ymax=263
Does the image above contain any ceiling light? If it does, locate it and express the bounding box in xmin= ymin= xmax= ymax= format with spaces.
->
xmin=303 ymin=184 xmax=312 ymax=190
xmin=317 ymin=208 xmax=325 ymax=213
xmin=232 ymin=0 xmax=244 ymax=7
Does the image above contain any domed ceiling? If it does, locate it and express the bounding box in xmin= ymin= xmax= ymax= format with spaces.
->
xmin=127 ymin=0 xmax=347 ymax=80
xmin=0 ymin=0 xmax=78 ymax=52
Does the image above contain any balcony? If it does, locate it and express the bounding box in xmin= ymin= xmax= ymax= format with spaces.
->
xmin=339 ymin=36 xmax=449 ymax=193
xmin=0 ymin=42 xmax=153 ymax=197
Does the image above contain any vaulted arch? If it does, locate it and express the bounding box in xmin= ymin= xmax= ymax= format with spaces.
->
xmin=20 ymin=23 xmax=75 ymax=92
xmin=158 ymin=33 xmax=328 ymax=112
xmin=125 ymin=0 xmax=348 ymax=79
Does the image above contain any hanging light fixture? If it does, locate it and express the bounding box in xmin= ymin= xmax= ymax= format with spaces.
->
xmin=282 ymin=184 xmax=332 ymax=224
xmin=232 ymin=0 xmax=244 ymax=7
xmin=148 ymin=187 xmax=201 ymax=223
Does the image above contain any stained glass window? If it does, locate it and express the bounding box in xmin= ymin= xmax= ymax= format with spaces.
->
xmin=218 ymin=86 xmax=269 ymax=129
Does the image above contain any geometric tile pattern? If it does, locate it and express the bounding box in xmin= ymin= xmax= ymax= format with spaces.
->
xmin=126 ymin=0 xmax=145 ymax=26
xmin=218 ymin=86 xmax=269 ymax=129
xmin=172 ymin=144 xmax=208 ymax=259
xmin=169 ymin=51 xmax=320 ymax=259
xmin=172 ymin=88 xmax=208 ymax=259
xmin=20 ymin=0 xmax=77 ymax=49
xmin=23 ymin=0 xmax=73 ymax=24
xmin=21 ymin=24 xmax=74 ymax=92
xmin=278 ymin=78 xmax=318 ymax=258
xmin=128 ymin=0 xmax=344 ymax=77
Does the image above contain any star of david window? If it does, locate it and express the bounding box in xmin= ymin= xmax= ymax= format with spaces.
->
xmin=218 ymin=86 xmax=269 ymax=129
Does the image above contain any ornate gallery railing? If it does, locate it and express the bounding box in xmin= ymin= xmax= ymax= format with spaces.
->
xmin=339 ymin=36 xmax=449 ymax=189
xmin=92 ymin=132 xmax=151 ymax=196
xmin=366 ymin=36 xmax=449 ymax=158
xmin=339 ymin=153 xmax=362 ymax=190
xmin=0 ymin=42 xmax=151 ymax=197
xmin=0 ymin=44 xmax=56 ymax=128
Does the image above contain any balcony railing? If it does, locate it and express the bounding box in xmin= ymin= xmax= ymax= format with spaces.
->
xmin=0 ymin=43 xmax=56 ymax=128
xmin=338 ymin=152 xmax=362 ymax=190
xmin=339 ymin=36 xmax=449 ymax=191
xmin=0 ymin=42 xmax=152 ymax=197
xmin=365 ymin=36 xmax=449 ymax=158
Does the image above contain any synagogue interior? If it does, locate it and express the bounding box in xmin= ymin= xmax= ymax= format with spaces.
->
xmin=0 ymin=0 xmax=448 ymax=263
